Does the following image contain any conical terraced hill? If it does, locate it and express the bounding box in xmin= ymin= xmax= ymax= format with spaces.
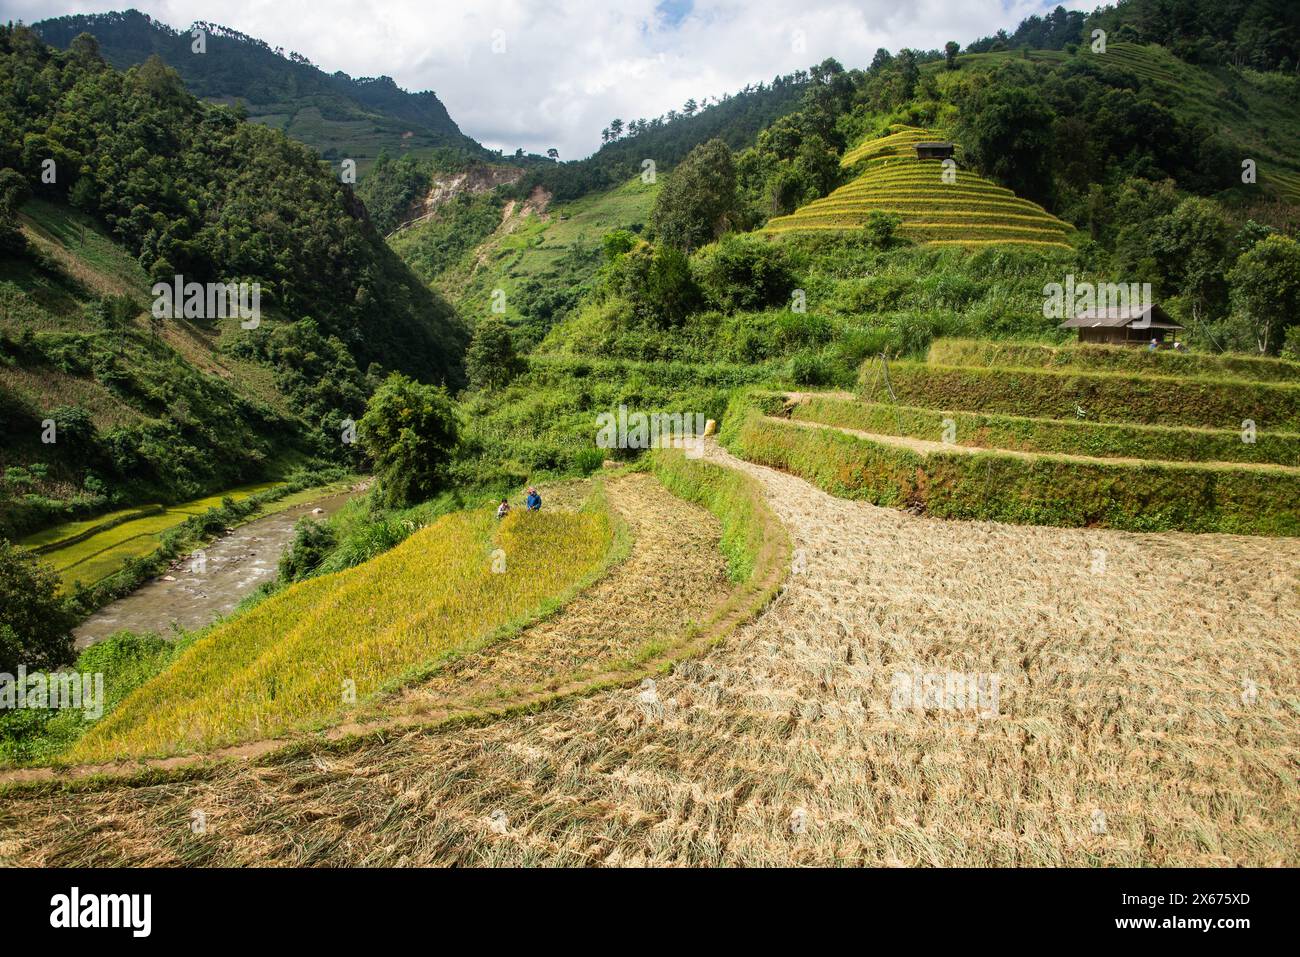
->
xmin=764 ymin=125 xmax=1074 ymax=250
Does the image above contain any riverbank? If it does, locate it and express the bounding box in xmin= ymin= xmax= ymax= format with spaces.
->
xmin=74 ymin=482 xmax=363 ymax=647
xmin=27 ymin=469 xmax=358 ymax=620
xmin=21 ymin=482 xmax=283 ymax=591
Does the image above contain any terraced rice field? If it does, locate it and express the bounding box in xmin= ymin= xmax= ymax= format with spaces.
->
xmin=3 ymin=440 xmax=1294 ymax=866
xmin=353 ymin=470 xmax=734 ymax=728
xmin=781 ymin=392 xmax=1300 ymax=468
xmin=928 ymin=338 xmax=1300 ymax=384
xmin=1264 ymin=166 xmax=1300 ymax=204
xmin=838 ymin=126 xmax=935 ymax=168
xmin=18 ymin=504 xmax=165 ymax=553
xmin=721 ymin=342 xmax=1300 ymax=535
xmin=764 ymin=126 xmax=1073 ymax=249
xmin=64 ymin=502 xmax=615 ymax=762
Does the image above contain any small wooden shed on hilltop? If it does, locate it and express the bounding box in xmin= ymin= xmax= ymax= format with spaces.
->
xmin=1059 ymin=305 xmax=1183 ymax=346
xmin=914 ymin=141 xmax=955 ymax=160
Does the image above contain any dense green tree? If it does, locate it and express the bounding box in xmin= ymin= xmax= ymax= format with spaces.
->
xmin=278 ymin=518 xmax=338 ymax=583
xmin=895 ymin=49 xmax=920 ymax=102
xmin=615 ymin=242 xmax=701 ymax=327
xmin=0 ymin=541 xmax=75 ymax=672
xmin=1147 ymin=198 xmax=1232 ymax=329
xmin=602 ymin=229 xmax=638 ymax=261
xmin=692 ymin=234 xmax=796 ymax=312
xmin=953 ymin=82 xmax=1055 ymax=203
xmin=358 ymin=373 xmax=460 ymax=508
xmin=651 ymin=138 xmax=740 ymax=252
xmin=736 ymin=114 xmax=841 ymax=218
xmin=1228 ymin=234 xmax=1300 ymax=355
xmin=0 ymin=167 xmax=29 ymax=253
xmin=228 ymin=318 xmax=369 ymax=451
xmin=864 ymin=211 xmax=903 ymax=248
xmin=465 ymin=317 xmax=524 ymax=391
xmin=44 ymin=406 xmax=98 ymax=450
xmin=968 ymin=5 xmax=1086 ymax=53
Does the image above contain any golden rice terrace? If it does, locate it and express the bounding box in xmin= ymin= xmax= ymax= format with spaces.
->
xmin=764 ymin=126 xmax=1074 ymax=250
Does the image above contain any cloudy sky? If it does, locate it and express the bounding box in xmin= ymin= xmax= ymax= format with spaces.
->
xmin=1 ymin=1 xmax=1092 ymax=158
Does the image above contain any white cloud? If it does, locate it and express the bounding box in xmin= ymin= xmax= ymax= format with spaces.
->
xmin=1 ymin=0 xmax=1094 ymax=158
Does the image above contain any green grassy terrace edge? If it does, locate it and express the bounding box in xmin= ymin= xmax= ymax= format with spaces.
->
xmin=928 ymin=339 xmax=1300 ymax=384
xmin=720 ymin=396 xmax=1300 ymax=536
xmin=859 ymin=361 xmax=1300 ymax=431
xmin=20 ymin=505 xmax=168 ymax=554
xmin=765 ymin=392 xmax=1299 ymax=467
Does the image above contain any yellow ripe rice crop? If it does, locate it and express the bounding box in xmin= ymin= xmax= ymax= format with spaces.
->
xmin=767 ymin=127 xmax=1074 ymax=250
xmin=68 ymin=506 xmax=613 ymax=761
xmin=839 ymin=125 xmax=932 ymax=168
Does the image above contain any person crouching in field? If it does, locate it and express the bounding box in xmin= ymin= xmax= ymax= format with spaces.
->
xmin=496 ymin=498 xmax=511 ymax=520
xmin=525 ymin=487 xmax=542 ymax=511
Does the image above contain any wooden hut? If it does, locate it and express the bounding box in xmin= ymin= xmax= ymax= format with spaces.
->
xmin=914 ymin=141 xmax=955 ymax=160
xmin=1059 ymin=305 xmax=1183 ymax=346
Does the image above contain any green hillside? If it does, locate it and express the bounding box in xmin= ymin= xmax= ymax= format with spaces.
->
xmin=391 ymin=174 xmax=659 ymax=347
xmin=928 ymin=41 xmax=1300 ymax=206
xmin=0 ymin=26 xmax=467 ymax=539
xmin=0 ymin=200 xmax=307 ymax=538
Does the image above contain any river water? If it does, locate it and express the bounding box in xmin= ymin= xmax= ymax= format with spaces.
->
xmin=73 ymin=487 xmax=360 ymax=649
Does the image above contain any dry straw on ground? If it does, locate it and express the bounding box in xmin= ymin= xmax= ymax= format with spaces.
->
xmin=1 ymin=445 xmax=1296 ymax=866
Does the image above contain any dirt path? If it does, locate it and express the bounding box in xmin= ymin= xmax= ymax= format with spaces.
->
xmin=2 ymin=443 xmax=1297 ymax=867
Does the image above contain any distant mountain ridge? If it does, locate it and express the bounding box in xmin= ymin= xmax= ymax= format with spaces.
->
xmin=33 ymin=9 xmax=488 ymax=173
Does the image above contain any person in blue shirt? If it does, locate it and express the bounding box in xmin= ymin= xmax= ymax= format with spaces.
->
xmin=525 ymin=486 xmax=542 ymax=511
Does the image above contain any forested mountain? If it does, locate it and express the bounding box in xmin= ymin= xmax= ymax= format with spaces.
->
xmin=514 ymin=69 xmax=813 ymax=203
xmin=32 ymin=9 xmax=487 ymax=172
xmin=969 ymin=1 xmax=1299 ymax=70
xmin=1 ymin=24 xmax=466 ymax=381
xmin=0 ymin=24 xmax=467 ymax=533
xmin=1089 ymin=0 xmax=1300 ymax=71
